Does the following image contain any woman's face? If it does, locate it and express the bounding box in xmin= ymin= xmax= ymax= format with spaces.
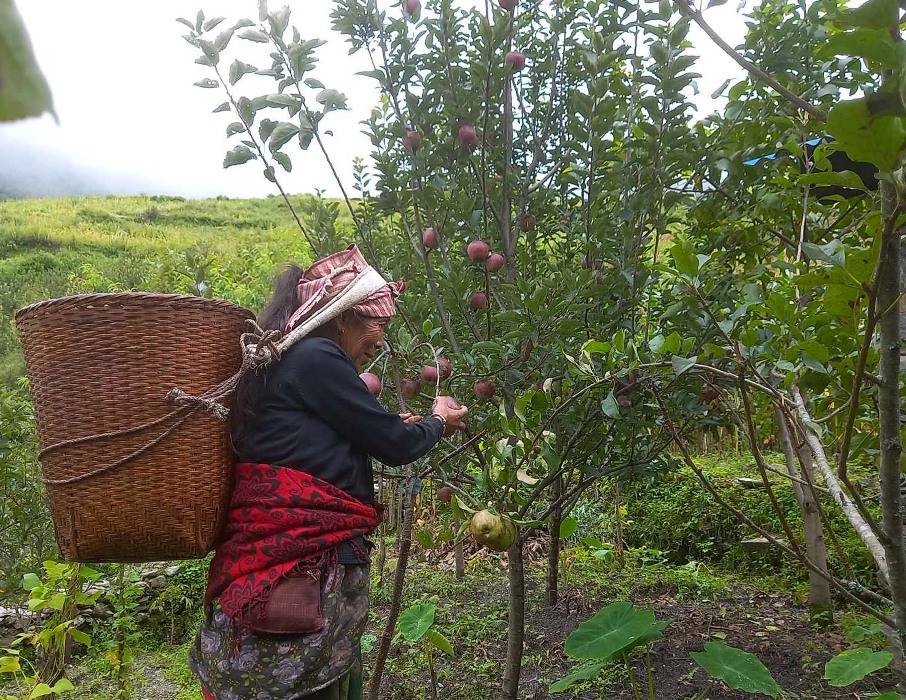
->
xmin=340 ymin=315 xmax=389 ymax=369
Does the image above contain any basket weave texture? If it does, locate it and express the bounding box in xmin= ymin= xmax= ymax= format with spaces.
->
xmin=15 ymin=293 xmax=255 ymax=563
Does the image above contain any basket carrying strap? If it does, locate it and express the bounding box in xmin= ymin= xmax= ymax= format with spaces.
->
xmin=38 ymin=268 xmax=392 ymax=485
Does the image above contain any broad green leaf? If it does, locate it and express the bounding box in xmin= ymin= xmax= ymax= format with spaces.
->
xmin=69 ymin=628 xmax=91 ymax=646
xmin=0 ymin=655 xmax=21 ymax=673
xmin=239 ymin=29 xmax=270 ymax=43
xmin=845 ymin=623 xmax=881 ymax=643
xmin=228 ymin=60 xmax=257 ymax=85
xmin=28 ymin=684 xmax=54 ymax=700
xmin=837 ymin=0 xmax=898 ymax=31
xmin=671 ymin=355 xmax=697 ymax=376
xmin=0 ymin=0 xmax=55 ymax=122
xmin=21 ymin=572 xmax=41 ymax=590
xmin=870 ymin=693 xmax=901 ymax=699
xmin=559 ymin=517 xmax=579 ymax=539
xmin=601 ymin=393 xmax=620 ymax=418
xmin=317 ymin=88 xmax=348 ymax=111
xmin=825 ymin=647 xmax=893 ymax=687
xmin=827 ymin=98 xmax=906 ymax=171
xmin=415 ymin=528 xmax=434 ymax=549
xmin=801 ymin=241 xmax=845 ymax=268
xmin=669 ymin=240 xmax=699 ymax=277
xmin=268 ymin=122 xmax=299 ymax=152
xmin=398 ymin=603 xmax=435 ymax=642
xmin=822 ymin=29 xmax=898 ymax=68
xmin=47 ymin=592 xmax=66 ymax=610
xmin=799 ymin=170 xmax=870 ymax=191
xmin=425 ymin=628 xmax=454 ymax=656
xmin=223 ymin=145 xmax=256 ymax=168
xmin=549 ymin=663 xmax=607 ymax=693
xmin=565 ymin=602 xmax=656 ymax=660
xmin=273 ymin=151 xmax=292 ymax=172
xmin=691 ymin=642 xmax=780 ymax=697
xmin=50 ymin=678 xmax=74 ymax=694
xmin=194 ymin=78 xmax=219 ymax=89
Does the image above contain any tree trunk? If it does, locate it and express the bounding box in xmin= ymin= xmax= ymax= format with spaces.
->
xmin=546 ymin=475 xmax=562 ymax=607
xmin=877 ymin=182 xmax=906 ymax=692
xmin=776 ymin=406 xmax=832 ymax=620
xmin=500 ymin=535 xmax=525 ymax=700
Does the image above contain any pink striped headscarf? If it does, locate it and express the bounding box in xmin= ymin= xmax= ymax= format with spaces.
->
xmin=284 ymin=244 xmax=405 ymax=333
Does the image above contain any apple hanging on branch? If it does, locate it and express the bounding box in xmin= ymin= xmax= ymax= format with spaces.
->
xmin=470 ymin=510 xmax=517 ymax=552
xmin=498 ymin=0 xmax=518 ymax=10
xmin=458 ymin=124 xmax=478 ymax=150
xmin=400 ymin=378 xmax=422 ymax=399
xmin=505 ymin=51 xmax=526 ymax=72
xmin=520 ymin=213 xmax=536 ymax=232
xmin=437 ymin=486 xmax=454 ymax=503
xmin=467 ymin=240 xmax=490 ymax=262
xmin=422 ymin=227 xmax=440 ymax=249
xmin=470 ymin=291 xmax=488 ymax=310
xmin=402 ymin=129 xmax=423 ymax=153
xmin=487 ymin=253 xmax=505 ymax=273
xmin=473 ymin=380 xmax=497 ymax=400
xmin=360 ymin=372 xmax=382 ymax=396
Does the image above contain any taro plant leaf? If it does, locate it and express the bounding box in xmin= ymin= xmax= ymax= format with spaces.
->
xmin=824 ymin=647 xmax=893 ymax=687
xmin=565 ymin=602 xmax=656 ymax=660
xmin=0 ymin=0 xmax=55 ymax=122
xmin=607 ymin=620 xmax=672 ymax=661
xmin=549 ymin=662 xmax=607 ymax=693
xmin=398 ymin=603 xmax=435 ymax=642
xmin=870 ymin=693 xmax=901 ymax=700
xmin=559 ymin=516 xmax=579 ymax=539
xmin=425 ymin=628 xmax=455 ymax=656
xmin=691 ymin=641 xmax=780 ymax=697
xmin=223 ymin=145 xmax=257 ymax=168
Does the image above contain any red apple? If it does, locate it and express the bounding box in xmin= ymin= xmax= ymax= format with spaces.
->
xmin=437 ymin=356 xmax=452 ymax=380
xmin=458 ymin=124 xmax=478 ymax=149
xmin=360 ymin=372 xmax=382 ymax=396
xmin=487 ymin=253 xmax=505 ymax=272
xmin=473 ymin=380 xmax=497 ymax=400
xmin=617 ymin=395 xmax=631 ymax=408
xmin=423 ymin=227 xmax=440 ymax=249
xmin=520 ymin=213 xmax=536 ymax=231
xmin=470 ymin=291 xmax=488 ymax=310
xmin=400 ymin=378 xmax=422 ymax=399
xmin=505 ymin=51 xmax=526 ymax=72
xmin=499 ymin=0 xmax=518 ymax=9
xmin=701 ymin=386 xmax=720 ymax=404
xmin=405 ymin=0 xmax=421 ymax=14
xmin=437 ymin=486 xmax=454 ymax=503
xmin=402 ymin=130 xmax=422 ymax=152
xmin=467 ymin=239 xmax=490 ymax=262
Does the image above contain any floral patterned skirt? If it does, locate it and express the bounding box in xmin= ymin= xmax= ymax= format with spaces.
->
xmin=189 ymin=563 xmax=370 ymax=699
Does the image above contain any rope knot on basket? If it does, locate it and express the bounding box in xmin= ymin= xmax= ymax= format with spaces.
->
xmin=239 ymin=320 xmax=284 ymax=370
xmin=166 ymin=389 xmax=230 ymax=421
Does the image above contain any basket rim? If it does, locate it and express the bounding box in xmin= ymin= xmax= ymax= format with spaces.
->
xmin=15 ymin=291 xmax=255 ymax=322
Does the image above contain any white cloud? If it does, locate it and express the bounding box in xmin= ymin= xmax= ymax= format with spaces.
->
xmin=0 ymin=0 xmax=746 ymax=199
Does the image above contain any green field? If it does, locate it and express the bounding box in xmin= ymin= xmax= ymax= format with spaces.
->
xmin=0 ymin=194 xmax=343 ymax=385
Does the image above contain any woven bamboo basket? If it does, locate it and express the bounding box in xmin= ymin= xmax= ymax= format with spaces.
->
xmin=15 ymin=293 xmax=255 ymax=563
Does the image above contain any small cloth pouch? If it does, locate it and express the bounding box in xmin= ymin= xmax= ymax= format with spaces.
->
xmin=246 ymin=568 xmax=324 ymax=635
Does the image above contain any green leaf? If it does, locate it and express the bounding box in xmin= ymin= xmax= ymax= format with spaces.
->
xmin=601 ymin=393 xmax=620 ymax=418
xmin=268 ymin=6 xmax=290 ymax=36
xmin=176 ymin=17 xmax=196 ymax=31
xmin=317 ymin=88 xmax=348 ymax=112
xmin=21 ymin=572 xmax=41 ymax=590
xmin=223 ymin=145 xmax=257 ymax=168
xmin=711 ymin=78 xmax=732 ymax=98
xmin=361 ymin=633 xmax=377 ymax=654
xmin=845 ymin=623 xmax=881 ymax=643
xmin=239 ymin=29 xmax=270 ymax=43
xmin=398 ymin=603 xmax=435 ymax=642
xmin=822 ymin=29 xmax=899 ymax=68
xmin=226 ymin=122 xmax=245 ymax=137
xmin=47 ymin=592 xmax=66 ymax=611
xmin=801 ymin=240 xmax=845 ymax=268
xmin=671 ymin=355 xmax=697 ymax=376
xmin=425 ymin=629 xmax=455 ymax=656
xmin=824 ymin=647 xmax=893 ymax=687
xmin=415 ymin=528 xmax=434 ymax=549
xmin=228 ymin=60 xmax=257 ymax=85
xmin=870 ymin=693 xmax=902 ymax=700
xmin=268 ymin=122 xmax=299 ymax=152
xmin=549 ymin=663 xmax=607 ymax=693
xmin=69 ymin=628 xmax=91 ymax=646
xmin=0 ymin=655 xmax=21 ymax=673
xmin=203 ymin=16 xmax=226 ymax=31
xmin=799 ymin=170 xmax=870 ymax=191
xmin=0 ymin=0 xmax=55 ymax=122
xmin=827 ymin=98 xmax=906 ymax=171
xmin=559 ymin=517 xmax=579 ymax=539
xmin=565 ymin=602 xmax=656 ymax=661
xmin=28 ymin=684 xmax=54 ymax=700
xmin=273 ymin=151 xmax=292 ymax=172
xmin=213 ymin=101 xmax=231 ymax=113
xmin=669 ymin=240 xmax=699 ymax=277
xmin=691 ymin=642 xmax=780 ymax=697
xmin=50 ymin=678 xmax=74 ymax=694
xmin=837 ymin=0 xmax=898 ymax=31
xmin=193 ymin=78 xmax=220 ymax=89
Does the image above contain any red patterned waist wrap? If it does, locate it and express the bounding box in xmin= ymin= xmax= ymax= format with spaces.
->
xmin=205 ymin=462 xmax=384 ymax=623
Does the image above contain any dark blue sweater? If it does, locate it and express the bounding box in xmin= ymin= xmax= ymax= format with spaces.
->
xmin=235 ymin=336 xmax=443 ymax=562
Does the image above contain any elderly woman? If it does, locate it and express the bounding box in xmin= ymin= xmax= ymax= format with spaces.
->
xmin=189 ymin=245 xmax=467 ymax=700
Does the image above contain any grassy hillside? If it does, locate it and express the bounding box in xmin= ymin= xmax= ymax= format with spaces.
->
xmin=0 ymin=194 xmax=343 ymax=385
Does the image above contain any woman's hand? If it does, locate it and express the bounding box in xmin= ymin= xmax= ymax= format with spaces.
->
xmin=399 ymin=412 xmax=423 ymax=424
xmin=431 ymin=396 xmax=469 ymax=437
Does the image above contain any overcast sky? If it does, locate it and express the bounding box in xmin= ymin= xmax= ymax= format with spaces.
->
xmin=0 ymin=1 xmax=746 ymax=199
